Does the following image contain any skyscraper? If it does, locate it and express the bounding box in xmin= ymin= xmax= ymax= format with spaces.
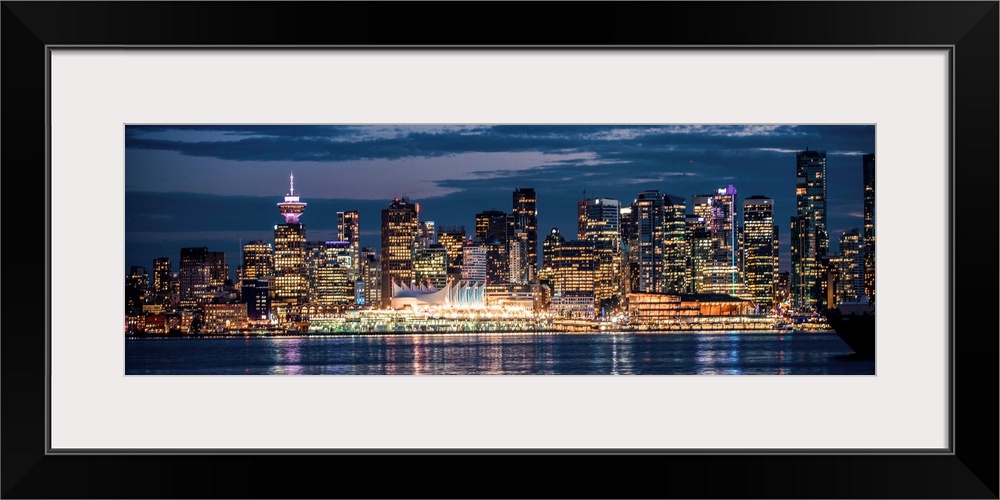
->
xmin=743 ymin=196 xmax=776 ymax=310
xmin=578 ymin=198 xmax=621 ymax=309
xmin=274 ymin=173 xmax=308 ymax=308
xmin=381 ymin=197 xmax=419 ymax=307
xmin=863 ymin=153 xmax=876 ymax=303
xmin=630 ymin=190 xmax=665 ymax=293
xmin=436 ymin=226 xmax=466 ymax=280
xmin=551 ymin=240 xmax=596 ymax=316
xmin=836 ymin=229 xmax=864 ymax=304
xmin=359 ymin=247 xmax=381 ymax=307
xmin=178 ymin=247 xmax=210 ymax=307
xmin=461 ymin=241 xmax=488 ymax=282
xmin=791 ymin=149 xmax=828 ymax=309
xmin=125 ymin=266 xmax=148 ymax=314
xmin=512 ymin=188 xmax=538 ymax=281
xmin=413 ymin=244 xmax=448 ymax=289
xmin=693 ymin=185 xmax=740 ymax=296
xmin=337 ymin=210 xmax=360 ymax=278
xmin=306 ymin=241 xmax=354 ymax=308
xmin=152 ymin=257 xmax=171 ymax=304
xmin=661 ymin=195 xmax=687 ymax=294
xmin=241 ymin=240 xmax=274 ymax=283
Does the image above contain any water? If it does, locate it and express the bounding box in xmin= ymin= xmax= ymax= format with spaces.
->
xmin=125 ymin=332 xmax=874 ymax=375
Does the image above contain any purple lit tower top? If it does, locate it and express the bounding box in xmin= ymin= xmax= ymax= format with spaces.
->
xmin=277 ymin=172 xmax=307 ymax=223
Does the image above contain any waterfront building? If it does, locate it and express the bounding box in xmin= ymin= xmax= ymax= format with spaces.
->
xmin=512 ymin=188 xmax=538 ymax=282
xmin=743 ymin=196 xmax=776 ymax=310
xmin=507 ymin=233 xmax=529 ymax=285
xmin=203 ymin=303 xmax=249 ymax=333
xmin=475 ymin=209 xmax=508 ymax=243
xmin=836 ymin=229 xmax=865 ymax=304
xmin=791 ymin=149 xmax=829 ymax=309
xmin=484 ymin=234 xmax=508 ymax=284
xmin=863 ymin=153 xmax=876 ymax=302
xmin=337 ymin=210 xmax=360 ymax=278
xmin=626 ymin=292 xmax=755 ymax=323
xmin=436 ymin=226 xmax=466 ymax=279
xmin=578 ymin=198 xmax=622 ymax=311
xmin=461 ymin=241 xmax=488 ymax=282
xmin=273 ymin=173 xmax=308 ymax=309
xmin=389 ymin=280 xmax=486 ymax=310
xmin=414 ymin=244 xmax=448 ymax=289
xmin=381 ymin=197 xmax=419 ymax=307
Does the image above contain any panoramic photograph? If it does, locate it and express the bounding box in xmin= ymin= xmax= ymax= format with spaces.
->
xmin=124 ymin=124 xmax=876 ymax=375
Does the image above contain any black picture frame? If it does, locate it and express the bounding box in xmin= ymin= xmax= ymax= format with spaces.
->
xmin=2 ymin=2 xmax=996 ymax=498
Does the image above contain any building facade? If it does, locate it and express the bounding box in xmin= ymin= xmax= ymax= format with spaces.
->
xmin=381 ymin=198 xmax=419 ymax=307
xmin=791 ymin=149 xmax=829 ymax=309
xmin=743 ymin=196 xmax=776 ymax=310
xmin=863 ymin=153 xmax=876 ymax=303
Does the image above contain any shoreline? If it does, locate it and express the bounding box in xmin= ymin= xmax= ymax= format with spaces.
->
xmin=126 ymin=328 xmax=833 ymax=339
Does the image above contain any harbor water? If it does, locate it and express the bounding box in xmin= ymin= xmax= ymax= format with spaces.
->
xmin=125 ymin=332 xmax=875 ymax=375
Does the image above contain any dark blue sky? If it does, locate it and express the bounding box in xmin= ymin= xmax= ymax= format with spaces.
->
xmin=125 ymin=125 xmax=875 ymax=280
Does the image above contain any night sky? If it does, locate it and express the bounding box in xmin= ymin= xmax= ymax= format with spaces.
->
xmin=125 ymin=125 xmax=875 ymax=281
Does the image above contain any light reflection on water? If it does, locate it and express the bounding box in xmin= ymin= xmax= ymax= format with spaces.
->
xmin=125 ymin=332 xmax=874 ymax=375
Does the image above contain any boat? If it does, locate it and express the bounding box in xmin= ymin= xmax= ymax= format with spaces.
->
xmin=824 ymin=298 xmax=875 ymax=357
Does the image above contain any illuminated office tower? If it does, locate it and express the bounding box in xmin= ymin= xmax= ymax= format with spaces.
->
xmin=413 ymin=244 xmax=448 ymax=289
xmin=461 ymin=241 xmax=488 ymax=282
xmin=152 ymin=257 xmax=171 ymax=305
xmin=540 ymin=227 xmax=565 ymax=284
xmin=241 ymin=278 xmax=270 ymax=320
xmin=360 ymin=247 xmax=381 ymax=307
xmin=125 ymin=266 xmax=148 ymax=315
xmin=551 ymin=240 xmax=596 ymax=316
xmin=630 ymin=190 xmax=667 ymax=293
xmin=661 ymin=195 xmax=687 ymax=294
xmin=337 ymin=210 xmax=360 ymax=278
xmin=743 ymin=196 xmax=776 ymax=310
xmin=688 ymin=226 xmax=712 ymax=294
xmin=507 ymin=233 xmax=528 ymax=285
xmin=578 ymin=198 xmax=621 ymax=309
xmin=436 ymin=226 xmax=466 ymax=280
xmin=475 ymin=210 xmax=507 ymax=242
xmin=381 ymin=197 xmax=418 ymax=307
xmin=863 ymin=153 xmax=876 ymax=303
xmin=241 ymin=240 xmax=274 ymax=282
xmin=416 ymin=220 xmax=436 ymax=250
xmin=836 ymin=229 xmax=864 ymax=304
xmin=484 ymin=234 xmax=507 ymax=284
xmin=512 ymin=188 xmax=538 ymax=281
xmin=306 ymin=241 xmax=354 ymax=307
xmin=178 ymin=247 xmax=211 ymax=307
xmin=693 ymin=185 xmax=739 ymax=296
xmin=273 ymin=173 xmax=308 ymax=308
xmin=791 ymin=149 xmax=829 ymax=309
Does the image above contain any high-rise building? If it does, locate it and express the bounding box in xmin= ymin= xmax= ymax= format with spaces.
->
xmin=125 ymin=266 xmax=148 ymax=314
xmin=337 ymin=210 xmax=360 ymax=278
xmin=693 ymin=185 xmax=740 ymax=296
xmin=661 ymin=195 xmax=687 ymax=294
xmin=152 ymin=257 xmax=171 ymax=295
xmin=507 ymin=233 xmax=529 ymax=285
xmin=540 ymin=227 xmax=565 ymax=283
xmin=241 ymin=278 xmax=270 ymax=321
xmin=274 ymin=173 xmax=308 ymax=308
xmin=461 ymin=241 xmax=488 ymax=282
xmin=381 ymin=197 xmax=418 ymax=307
xmin=551 ymin=240 xmax=596 ymax=316
xmin=863 ymin=153 xmax=876 ymax=303
xmin=416 ymin=220 xmax=436 ymax=250
xmin=743 ymin=196 xmax=776 ymax=310
xmin=178 ymin=247 xmax=210 ymax=307
xmin=578 ymin=198 xmax=622 ymax=309
xmin=512 ymin=188 xmax=538 ymax=281
xmin=630 ymin=191 xmax=664 ymax=293
xmin=791 ymin=149 xmax=829 ymax=309
xmin=306 ymin=241 xmax=354 ymax=307
xmin=413 ymin=244 xmax=448 ymax=289
xmin=484 ymin=234 xmax=507 ymax=284
xmin=359 ymin=247 xmax=381 ymax=308
xmin=436 ymin=226 xmax=466 ymax=280
xmin=241 ymin=240 xmax=274 ymax=283
xmin=836 ymin=229 xmax=864 ymax=304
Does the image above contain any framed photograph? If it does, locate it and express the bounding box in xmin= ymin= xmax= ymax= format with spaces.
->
xmin=3 ymin=2 xmax=996 ymax=498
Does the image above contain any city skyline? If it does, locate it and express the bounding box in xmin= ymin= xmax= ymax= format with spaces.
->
xmin=126 ymin=125 xmax=875 ymax=281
